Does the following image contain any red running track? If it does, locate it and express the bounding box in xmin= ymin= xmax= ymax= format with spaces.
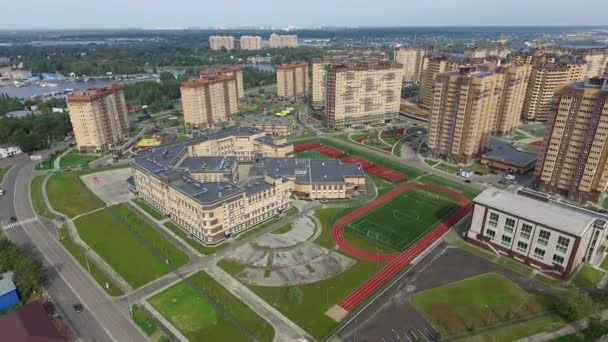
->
xmin=331 ymin=183 xmax=473 ymax=312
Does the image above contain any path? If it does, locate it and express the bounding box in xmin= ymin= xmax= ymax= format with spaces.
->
xmin=53 ymin=148 xmax=72 ymax=169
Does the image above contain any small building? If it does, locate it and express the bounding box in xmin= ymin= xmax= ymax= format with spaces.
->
xmin=0 ymin=145 xmax=22 ymax=158
xmin=0 ymin=272 xmax=20 ymax=312
xmin=0 ymin=302 xmax=65 ymax=341
xmin=480 ymin=137 xmax=537 ymax=174
xmin=6 ymin=109 xmax=33 ymax=119
xmin=240 ymin=116 xmax=295 ymax=136
xmin=467 ymin=188 xmax=608 ymax=279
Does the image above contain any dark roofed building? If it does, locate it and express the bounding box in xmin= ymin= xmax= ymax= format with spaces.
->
xmin=481 ymin=137 xmax=538 ymax=174
xmin=0 ymin=302 xmax=65 ymax=342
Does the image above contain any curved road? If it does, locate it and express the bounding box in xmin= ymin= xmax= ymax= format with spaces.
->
xmin=0 ymin=154 xmax=145 ymax=342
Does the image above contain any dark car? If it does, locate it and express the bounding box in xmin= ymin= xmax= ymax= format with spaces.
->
xmin=73 ymin=304 xmax=84 ymax=313
xmin=9 ymin=216 xmax=17 ymax=223
xmin=463 ymin=179 xmax=472 ymax=183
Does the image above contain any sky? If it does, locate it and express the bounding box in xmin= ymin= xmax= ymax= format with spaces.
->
xmin=1 ymin=0 xmax=608 ymax=29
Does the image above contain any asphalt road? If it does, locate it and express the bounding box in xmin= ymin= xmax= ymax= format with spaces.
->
xmin=0 ymin=154 xmax=146 ymax=342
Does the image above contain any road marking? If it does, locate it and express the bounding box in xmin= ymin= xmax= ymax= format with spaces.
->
xmin=2 ymin=216 xmax=38 ymax=231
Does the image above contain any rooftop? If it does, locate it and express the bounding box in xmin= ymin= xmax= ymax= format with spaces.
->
xmin=181 ymin=75 xmax=235 ymax=88
xmin=200 ymin=65 xmax=242 ymax=77
xmin=482 ymin=137 xmax=538 ymax=168
xmin=68 ymin=84 xmax=123 ymax=102
xmin=474 ymin=188 xmax=608 ymax=237
xmin=179 ymin=156 xmax=236 ymax=173
xmin=250 ymin=157 xmax=365 ymax=183
xmin=0 ymin=272 xmax=16 ymax=296
xmin=169 ymin=172 xmax=244 ymax=205
xmin=276 ymin=61 xmax=308 ymax=70
xmin=240 ymin=116 xmax=295 ymax=126
xmin=0 ymin=302 xmax=65 ymax=342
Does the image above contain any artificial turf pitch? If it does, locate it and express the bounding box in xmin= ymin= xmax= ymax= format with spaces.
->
xmin=347 ymin=189 xmax=460 ymax=251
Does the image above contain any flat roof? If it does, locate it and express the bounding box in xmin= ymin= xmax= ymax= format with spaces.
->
xmin=0 ymin=272 xmax=16 ymax=296
xmin=68 ymin=84 xmax=122 ymax=102
xmin=250 ymin=157 xmax=365 ymax=184
xmin=179 ymin=156 xmax=236 ymax=173
xmin=240 ymin=116 xmax=295 ymax=126
xmin=474 ymin=188 xmax=608 ymax=237
xmin=170 ymin=174 xmax=244 ymax=205
xmin=482 ymin=137 xmax=538 ymax=168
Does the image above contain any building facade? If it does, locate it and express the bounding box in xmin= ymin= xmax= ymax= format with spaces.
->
xmin=468 ymin=188 xmax=608 ymax=279
xmin=393 ymin=47 xmax=426 ymax=83
xmin=464 ymin=45 xmax=511 ymax=59
xmin=0 ymin=145 xmax=21 ymax=158
xmin=200 ymin=65 xmax=245 ymax=99
xmin=181 ymin=76 xmax=239 ymax=129
xmin=419 ymin=56 xmax=463 ymax=109
xmin=427 ymin=67 xmax=504 ymax=163
xmin=239 ymin=116 xmax=295 ymax=136
xmin=492 ymin=64 xmax=532 ymax=135
xmin=324 ymin=61 xmax=403 ymax=130
xmin=575 ymin=48 xmax=608 ymax=79
xmin=269 ymin=34 xmax=298 ymax=48
xmin=209 ymin=36 xmax=235 ymax=50
xmin=240 ymin=36 xmax=262 ymax=50
xmin=67 ymin=84 xmax=129 ymax=153
xmin=535 ymin=76 xmax=608 ymax=202
xmin=276 ymin=62 xmax=309 ymax=98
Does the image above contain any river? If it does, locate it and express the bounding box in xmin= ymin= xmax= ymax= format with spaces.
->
xmin=0 ymin=78 xmax=157 ymax=99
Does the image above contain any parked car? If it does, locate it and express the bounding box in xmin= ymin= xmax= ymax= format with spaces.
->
xmin=73 ymin=304 xmax=84 ymax=313
xmin=0 ymin=189 xmax=4 ymax=196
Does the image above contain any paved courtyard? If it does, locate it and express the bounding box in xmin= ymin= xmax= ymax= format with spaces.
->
xmin=81 ymin=168 xmax=135 ymax=205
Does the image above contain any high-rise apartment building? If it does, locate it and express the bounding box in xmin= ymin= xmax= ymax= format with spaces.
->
xmin=276 ymin=62 xmax=309 ymax=98
xmin=209 ymin=36 xmax=235 ymax=50
xmin=464 ymin=45 xmax=511 ymax=59
xmin=419 ymin=56 xmax=464 ymax=109
xmin=269 ymin=34 xmax=298 ymax=48
xmin=239 ymin=36 xmax=262 ymax=50
xmin=181 ymin=76 xmax=238 ymax=129
xmin=577 ymin=48 xmax=608 ymax=78
xmin=521 ymin=56 xmax=586 ymax=121
xmin=491 ymin=64 xmax=533 ymax=135
xmin=393 ymin=47 xmax=426 ymax=83
xmin=200 ymin=66 xmax=245 ymax=99
xmin=535 ymin=76 xmax=608 ymax=202
xmin=67 ymin=84 xmax=129 ymax=153
xmin=324 ymin=61 xmax=403 ymax=129
xmin=311 ymin=50 xmax=387 ymax=110
xmin=427 ymin=67 xmax=505 ymax=163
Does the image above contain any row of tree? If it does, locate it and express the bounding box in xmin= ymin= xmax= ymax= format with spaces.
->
xmin=0 ymin=238 xmax=45 ymax=305
xmin=242 ymin=67 xmax=275 ymax=89
xmin=123 ymin=72 xmax=185 ymax=112
xmin=0 ymin=93 xmax=24 ymax=116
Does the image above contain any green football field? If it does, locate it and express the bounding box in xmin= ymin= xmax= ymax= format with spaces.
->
xmin=347 ymin=189 xmax=460 ymax=251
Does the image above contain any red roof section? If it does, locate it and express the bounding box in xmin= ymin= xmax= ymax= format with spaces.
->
xmin=0 ymin=302 xmax=65 ymax=342
xmin=68 ymin=84 xmax=123 ymax=103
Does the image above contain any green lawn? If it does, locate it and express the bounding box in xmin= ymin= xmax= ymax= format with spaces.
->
xmin=164 ymin=222 xmax=227 ymax=255
xmin=0 ymin=165 xmax=11 ymax=184
xmin=74 ymin=204 xmax=189 ymax=288
xmin=603 ymin=197 xmax=608 ymax=210
xmin=271 ymin=224 xmax=293 ymax=235
xmin=314 ymin=207 xmax=353 ymax=249
xmin=463 ymin=314 xmax=566 ymax=342
xmin=412 ymin=273 xmax=553 ymax=337
xmin=35 ymin=154 xmax=57 ymax=170
xmin=513 ymin=132 xmax=528 ymax=141
xmin=467 ymin=162 xmax=491 ymax=175
xmin=435 ymin=163 xmax=461 ymax=174
xmin=572 ymin=265 xmax=604 ymax=289
xmin=59 ymin=149 xmax=100 ymax=167
xmin=417 ymin=174 xmax=481 ymax=199
xmin=521 ymin=126 xmax=546 ymax=138
xmin=131 ymin=305 xmax=159 ymax=336
xmin=347 ymin=189 xmax=460 ymax=251
xmin=59 ymin=227 xmax=123 ymax=296
xmin=295 ymin=149 xmax=331 ymax=159
xmin=601 ymin=255 xmax=608 ymax=271
xmin=133 ymin=198 xmax=165 ymax=220
xmin=148 ymin=271 xmax=275 ymax=342
xmin=424 ymin=158 xmax=439 ymax=167
xmin=30 ymin=175 xmax=55 ymax=220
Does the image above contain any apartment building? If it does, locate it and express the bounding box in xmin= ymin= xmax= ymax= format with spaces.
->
xmin=324 ymin=61 xmax=403 ymax=129
xmin=535 ymin=76 xmax=608 ymax=202
xmin=393 ymin=47 xmax=426 ymax=83
xmin=464 ymin=45 xmax=510 ymax=59
xmin=468 ymin=188 xmax=608 ymax=279
xmin=419 ymin=56 xmax=464 ymax=109
xmin=200 ymin=65 xmax=245 ymax=99
xmin=240 ymin=36 xmax=262 ymax=50
xmin=276 ymin=62 xmax=309 ymax=98
xmin=67 ymin=84 xmax=129 ymax=153
xmin=239 ymin=116 xmax=295 ymax=136
xmin=311 ymin=50 xmax=387 ymax=110
xmin=521 ymin=56 xmax=586 ymax=121
xmin=427 ymin=67 xmax=504 ymax=163
xmin=269 ymin=34 xmax=298 ymax=48
xmin=209 ymin=36 xmax=235 ymax=50
xmin=576 ymin=48 xmax=608 ymax=78
xmin=181 ymin=76 xmax=238 ymax=129
xmin=491 ymin=64 xmax=532 ymax=135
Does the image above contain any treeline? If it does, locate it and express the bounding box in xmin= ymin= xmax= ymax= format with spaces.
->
xmin=0 ymin=238 xmax=45 ymax=305
xmin=123 ymin=72 xmax=185 ymax=112
xmin=243 ymin=67 xmax=275 ymax=88
xmin=0 ymin=93 xmax=24 ymax=115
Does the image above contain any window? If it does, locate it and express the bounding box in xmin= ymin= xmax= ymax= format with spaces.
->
xmin=520 ymin=224 xmax=533 ymax=240
xmin=504 ymin=218 xmax=516 ymax=234
xmin=517 ymin=241 xmax=528 ymax=253
xmin=552 ymin=254 xmax=565 ymax=266
xmin=488 ymin=212 xmax=499 ymax=228
xmin=538 ymin=230 xmax=551 ymax=247
xmin=556 ymin=236 xmax=570 ymax=254
xmin=501 ymin=235 xmax=512 ymax=247
xmin=534 ymin=247 xmax=546 ymax=259
xmin=486 ymin=229 xmax=496 ymax=240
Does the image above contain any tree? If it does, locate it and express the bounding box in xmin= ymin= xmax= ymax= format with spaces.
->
xmin=554 ymin=291 xmax=595 ymax=321
xmin=0 ymin=238 xmax=45 ymax=303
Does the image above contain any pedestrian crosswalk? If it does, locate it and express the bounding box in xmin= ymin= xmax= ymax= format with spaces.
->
xmin=2 ymin=217 xmax=39 ymax=231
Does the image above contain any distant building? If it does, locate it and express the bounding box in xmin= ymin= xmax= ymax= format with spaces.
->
xmin=419 ymin=56 xmax=464 ymax=109
xmin=480 ymin=137 xmax=537 ymax=174
xmin=247 ymin=56 xmax=272 ymax=64
xmin=276 ymin=62 xmax=309 ymax=98
xmin=200 ymin=65 xmax=245 ymax=99
xmin=573 ymin=48 xmax=608 ymax=78
xmin=240 ymin=36 xmax=262 ymax=50
xmin=181 ymin=76 xmax=239 ymax=129
xmin=209 ymin=36 xmax=235 ymax=50
xmin=269 ymin=34 xmax=298 ymax=48
xmin=67 ymin=84 xmax=129 ymax=153
xmin=6 ymin=109 xmax=32 ymax=118
xmin=0 ymin=67 xmax=31 ymax=80
xmin=0 ymin=272 xmax=19 ymax=312
xmin=535 ymin=76 xmax=608 ymax=202
xmin=0 ymin=302 xmax=65 ymax=342
xmin=393 ymin=47 xmax=426 ymax=83
xmin=239 ymin=116 xmax=295 ymax=136
xmin=464 ymin=45 xmax=511 ymax=59
xmin=0 ymin=145 xmax=22 ymax=158
xmin=468 ymin=188 xmax=608 ymax=279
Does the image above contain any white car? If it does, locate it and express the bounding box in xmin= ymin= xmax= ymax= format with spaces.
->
xmin=0 ymin=189 xmax=4 ymax=196
xmin=504 ymin=174 xmax=516 ymax=181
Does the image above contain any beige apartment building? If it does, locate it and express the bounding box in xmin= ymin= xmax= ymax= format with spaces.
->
xmin=240 ymin=36 xmax=262 ymax=50
xmin=276 ymin=62 xmax=309 ymax=98
xmin=468 ymin=188 xmax=608 ymax=279
xmin=521 ymin=56 xmax=586 ymax=121
xmin=393 ymin=47 xmax=426 ymax=84
xmin=491 ymin=64 xmax=532 ymax=135
xmin=576 ymin=48 xmax=608 ymax=78
xmin=311 ymin=50 xmax=387 ymax=110
xmin=324 ymin=61 xmax=403 ymax=129
xmin=67 ymin=84 xmax=129 ymax=153
xmin=535 ymin=76 xmax=608 ymax=202
xmin=181 ymin=76 xmax=238 ymax=129
xmin=200 ymin=65 xmax=245 ymax=99
xmin=419 ymin=56 xmax=464 ymax=109
xmin=464 ymin=45 xmax=510 ymax=59
xmin=209 ymin=36 xmax=235 ymax=50
xmin=427 ymin=67 xmax=504 ymax=163
xmin=269 ymin=34 xmax=298 ymax=48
